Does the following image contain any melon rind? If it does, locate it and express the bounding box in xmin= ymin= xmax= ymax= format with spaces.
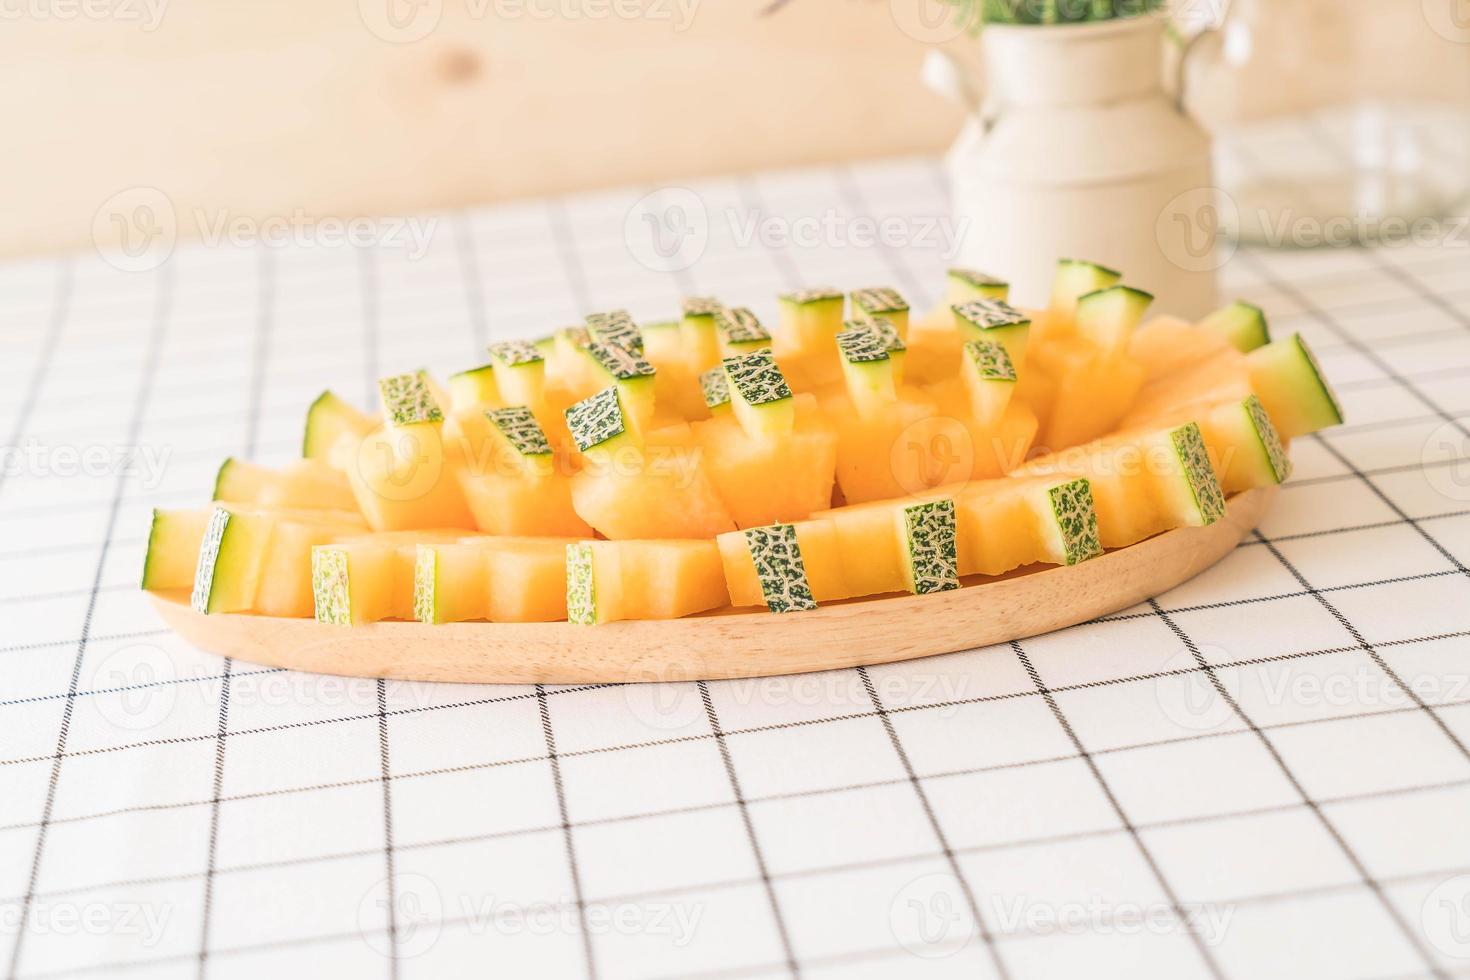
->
xmin=851 ymin=287 xmax=908 ymax=316
xmin=946 ymin=268 xmax=1009 ymax=305
xmin=311 ymin=546 xmax=352 ymax=626
xmin=1046 ymin=478 xmax=1103 ymax=566
xmin=412 ymin=546 xmax=436 ymax=624
xmin=1170 ymin=422 xmax=1227 ymax=526
xmin=1201 ymin=301 xmax=1270 ymax=353
xmin=964 ymin=339 xmax=1016 ymax=382
xmin=586 ymin=310 xmax=644 ymax=354
xmin=723 ymin=349 xmax=795 ymax=438
xmin=715 ymin=307 xmax=772 ymax=350
xmin=190 ymin=507 xmax=232 ymax=613
xmin=900 ymin=499 xmax=960 ymax=595
xmin=587 ymin=341 xmax=656 ymax=383
xmin=1050 ymin=258 xmax=1122 ymax=315
xmin=565 ymin=542 xmax=597 ymax=625
xmin=489 ymin=340 xmax=544 ymax=366
xmin=1243 ymin=394 xmax=1292 ymax=484
xmin=565 ymin=386 xmax=631 ymax=453
xmin=379 ymin=371 xmax=443 ymax=427
xmin=700 ymin=367 xmax=731 ymax=411
xmin=487 ymin=406 xmax=552 ymax=458
xmin=303 ymin=390 xmax=375 ymax=461
xmin=743 ymin=523 xmax=817 ymax=613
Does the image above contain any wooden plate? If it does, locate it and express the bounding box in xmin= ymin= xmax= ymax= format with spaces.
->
xmin=150 ymin=487 xmax=1274 ymax=684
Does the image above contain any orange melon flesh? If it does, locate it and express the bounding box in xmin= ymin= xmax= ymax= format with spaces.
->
xmin=414 ymin=542 xmax=492 ymax=624
xmin=1129 ymin=316 xmax=1234 ymax=381
xmin=570 ymin=426 xmax=737 ymax=540
xmin=922 ymin=380 xmax=1040 ymax=482
xmin=457 ymin=468 xmax=593 ymax=537
xmin=255 ymin=517 xmax=364 ymax=619
xmin=326 ymin=529 xmax=478 ymax=622
xmin=141 ymin=508 xmax=214 ymax=591
xmin=1122 ymin=346 xmax=1252 ymax=429
xmin=484 ymin=537 xmax=575 ymax=622
xmin=716 ymin=520 xmax=849 ymax=608
xmin=568 ymin=539 xmax=729 ymax=623
xmin=346 ymin=423 xmax=478 ymax=532
xmin=694 ymin=394 xmax=838 ymax=529
xmin=818 ymin=385 xmax=941 ymax=505
xmin=1026 ymin=336 xmax=1146 ymax=453
xmin=813 ymin=503 xmax=907 ymax=598
xmin=901 ymin=326 xmax=964 ymax=386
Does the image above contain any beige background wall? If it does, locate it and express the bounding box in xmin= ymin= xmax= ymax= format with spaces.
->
xmin=0 ymin=0 xmax=967 ymax=259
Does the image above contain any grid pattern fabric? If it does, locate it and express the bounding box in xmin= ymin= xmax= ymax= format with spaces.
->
xmin=2 ymin=157 xmax=1470 ymax=980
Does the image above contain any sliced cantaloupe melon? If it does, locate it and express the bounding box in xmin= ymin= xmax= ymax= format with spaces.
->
xmin=1128 ymin=316 xmax=1236 ymax=382
xmin=1121 ymin=394 xmax=1293 ymax=495
xmin=349 ymin=372 xmax=477 ymax=532
xmin=715 ymin=308 xmax=773 ymax=359
xmin=214 ymin=458 xmax=361 ymax=514
xmin=570 ymin=423 xmax=736 ymax=540
xmin=835 ymin=326 xmax=897 ymax=419
xmin=960 ymin=339 xmax=1017 ymax=429
xmin=488 ymin=340 xmax=548 ymax=412
xmin=680 ymin=297 xmax=724 ymax=373
xmin=303 ymin=391 xmax=377 ymax=465
xmin=776 ymin=287 xmax=845 ymax=357
xmin=716 ymin=520 xmax=847 ymax=610
xmin=850 ymin=287 xmax=910 ymax=340
xmin=484 ymin=537 xmax=575 ymax=622
xmin=586 ymin=309 xmax=644 ymax=354
xmin=1032 ymin=341 xmax=1147 ymax=454
xmin=1050 ymin=258 xmax=1121 ymax=317
xmin=1075 ymin=285 xmax=1153 ymax=358
xmin=566 ymin=539 xmax=729 ymax=625
xmin=694 ymin=394 xmax=838 ymax=529
xmin=1247 ymin=334 xmax=1344 ymax=440
xmin=448 ymin=406 xmax=592 ymax=537
xmin=141 ymin=508 xmax=214 ymax=591
xmin=818 ymin=384 xmax=938 ymax=504
xmin=585 ymin=341 xmax=657 ymax=430
xmin=447 ymin=364 xmax=500 ymax=412
xmin=724 ymin=348 xmax=794 ymax=439
xmin=1201 ymin=301 xmax=1270 ymax=353
xmin=953 ymin=476 xmax=1103 ymax=576
xmin=414 ymin=542 xmax=491 ymax=624
xmin=314 ymin=529 xmax=478 ymax=624
xmin=952 ymin=299 xmax=1031 ymax=370
xmin=922 ymin=380 xmax=1039 ymax=483
xmin=189 ymin=508 xmax=275 ymax=615
xmin=1124 ymin=345 xmax=1251 ymax=428
xmin=946 ymin=268 xmax=1009 ymax=306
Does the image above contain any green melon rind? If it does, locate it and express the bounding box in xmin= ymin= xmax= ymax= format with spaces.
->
xmin=778 ymin=287 xmax=843 ymax=306
xmin=379 ymin=371 xmax=443 ymax=427
xmin=947 ymin=268 xmax=1008 ymax=292
xmin=587 ymin=341 xmax=656 ymax=382
xmin=700 ymin=367 xmax=731 ymax=410
xmin=1293 ymin=334 xmax=1344 ymax=424
xmin=1171 ymin=422 xmax=1227 ymax=525
xmin=953 ymin=299 xmax=1031 ymax=332
xmin=487 ymin=406 xmax=553 ymax=457
xmin=586 ymin=310 xmax=644 ymax=354
xmin=565 ymin=387 xmax=628 ymax=452
xmin=413 ymin=545 xmax=437 ymax=624
xmin=902 ymin=499 xmax=960 ymax=595
xmin=714 ymin=307 xmax=771 ymax=346
xmin=835 ymin=329 xmax=890 ymax=365
xmin=851 ymin=287 xmax=908 ymax=315
xmin=190 ymin=507 xmax=232 ymax=614
xmin=1243 ymin=394 xmax=1292 ymax=484
xmin=141 ymin=509 xmax=167 ymax=589
xmin=964 ymin=339 xmax=1017 ymax=382
xmin=488 ymin=340 xmax=544 ymax=366
xmin=682 ymin=296 xmax=722 ymax=318
xmin=311 ymin=546 xmax=352 ymax=626
xmin=566 ymin=542 xmax=596 ymax=625
xmin=303 ymin=390 xmax=369 ymax=459
xmin=1047 ymin=478 xmax=1103 ymax=566
xmin=1052 ymin=258 xmax=1122 ymax=311
xmin=854 ymin=317 xmax=907 ymax=355
xmin=723 ymin=349 xmax=793 ymax=409
xmin=744 ymin=524 xmax=817 ymax=613
xmin=1201 ymin=301 xmax=1270 ymax=353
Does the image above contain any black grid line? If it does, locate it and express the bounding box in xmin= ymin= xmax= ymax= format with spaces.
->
xmin=1150 ymin=598 xmax=1452 ymax=980
xmin=195 ymin=656 xmax=232 ymax=977
xmin=0 ymin=260 xmax=71 ymax=504
xmin=6 ymin=263 xmax=171 ymax=980
xmin=1011 ymin=640 xmax=1227 ymax=980
xmin=375 ymin=678 xmax=400 ymax=979
xmin=537 ymin=683 xmax=598 ymax=980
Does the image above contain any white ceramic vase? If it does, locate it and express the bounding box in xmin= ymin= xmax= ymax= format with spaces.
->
xmin=927 ymin=16 xmax=1219 ymax=319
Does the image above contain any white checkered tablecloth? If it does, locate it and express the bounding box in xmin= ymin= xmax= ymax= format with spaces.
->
xmin=2 ymin=157 xmax=1470 ymax=980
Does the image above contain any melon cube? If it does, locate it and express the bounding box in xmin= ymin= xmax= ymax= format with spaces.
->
xmin=313 ymin=542 xmax=395 ymax=626
xmin=484 ymin=537 xmax=575 ymax=622
xmin=835 ymin=327 xmax=896 ymax=419
xmin=586 ymin=309 xmax=644 ymax=354
xmin=723 ymin=348 xmax=795 ymax=440
xmin=1247 ymin=334 xmax=1344 ymax=440
xmin=570 ymin=425 xmax=736 ymax=540
xmin=1128 ymin=316 xmax=1235 ymax=381
xmin=1075 ymin=285 xmax=1153 ymax=357
xmin=585 ymin=341 xmax=657 ymax=428
xmin=1050 ymin=258 xmax=1121 ymax=316
xmin=952 ymin=299 xmax=1031 ymax=369
xmin=303 ymin=390 xmax=377 ymax=464
xmin=694 ymin=394 xmax=838 ymax=528
xmin=947 ymin=268 xmax=1009 ymax=306
xmin=215 ymin=458 xmax=361 ymax=514
xmin=414 ymin=542 xmax=490 ymax=624
xmin=447 ymin=364 xmax=500 ymax=412
xmin=960 ymin=339 xmax=1017 ymax=428
xmin=714 ymin=307 xmax=772 ymax=358
xmin=141 ymin=508 xmax=213 ymax=591
xmin=1201 ymin=300 xmax=1270 ymax=352
xmin=680 ymin=297 xmax=723 ymax=373
xmin=776 ymin=287 xmax=844 ymax=354
xmin=566 ymin=539 xmax=729 ymax=624
xmin=190 ymin=507 xmax=273 ymax=614
xmin=716 ymin=521 xmax=848 ymax=612
xmin=488 ymin=340 xmax=548 ymax=411
xmin=850 ymin=287 xmax=910 ymax=340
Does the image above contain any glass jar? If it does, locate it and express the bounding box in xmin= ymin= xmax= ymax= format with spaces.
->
xmin=1182 ymin=0 xmax=1470 ymax=246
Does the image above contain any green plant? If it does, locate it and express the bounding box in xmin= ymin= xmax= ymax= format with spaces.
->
xmin=949 ymin=0 xmax=1164 ymax=28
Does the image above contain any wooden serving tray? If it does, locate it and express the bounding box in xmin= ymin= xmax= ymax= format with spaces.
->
xmin=150 ymin=488 xmax=1274 ymax=684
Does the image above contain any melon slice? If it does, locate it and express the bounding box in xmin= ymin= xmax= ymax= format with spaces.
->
xmin=835 ymin=326 xmax=897 ymax=418
xmin=1019 ymin=423 xmax=1226 ymax=548
xmin=716 ymin=521 xmax=847 ymax=611
xmin=488 ymin=340 xmax=548 ymax=411
xmin=1201 ymin=301 xmax=1270 ymax=353
xmin=1125 ymin=394 xmax=1293 ymax=495
xmin=565 ymin=385 xmax=641 ymax=458
xmin=776 ymin=287 xmax=844 ymax=355
xmin=550 ymin=325 xmax=597 ymax=394
xmin=953 ymin=476 xmax=1103 ymax=576
xmin=858 ymin=317 xmax=907 ymax=384
xmin=680 ymin=297 xmax=723 ymax=372
xmin=724 ymin=348 xmax=795 ymax=439
xmin=1050 ymin=258 xmax=1121 ymax=316
xmin=819 ymin=384 xmax=938 ymax=504
xmin=303 ymin=391 xmax=377 ymax=465
xmin=960 ymin=339 xmax=1017 ymax=428
xmin=141 ymin=508 xmax=213 ymax=591
xmin=897 ymin=498 xmax=962 ymax=594
xmin=190 ymin=508 xmax=272 ymax=614
xmin=715 ymin=307 xmax=772 ymax=358
xmin=484 ymin=537 xmax=575 ymax=622
xmin=1129 ymin=315 xmax=1236 ymax=381
xmin=254 ymin=516 xmax=364 ymax=618
xmin=585 ymin=341 xmax=657 ymax=428
xmin=700 ymin=367 xmax=732 ymax=416
xmin=348 ymin=372 xmax=477 ymax=532
xmin=810 ymin=496 xmax=962 ymax=598
xmin=570 ymin=424 xmax=736 ymax=540
xmin=1247 ymin=334 xmax=1344 ymax=440
xmin=214 ymin=458 xmax=360 ymax=514
xmin=850 ymin=287 xmax=910 ymax=340
xmin=313 ymin=529 xmax=477 ymax=625
xmin=694 ymin=394 xmax=838 ymax=528
xmin=923 ymin=379 xmax=1039 ymax=482
xmin=414 ymin=542 xmax=490 ymax=624
xmin=447 ymin=364 xmax=500 ymax=412
xmin=952 ymin=300 xmax=1031 ymax=369
xmin=449 ymin=406 xmax=591 ymax=537
xmin=586 ymin=309 xmax=644 ymax=354
xmin=566 ymin=539 xmax=729 ymax=624
xmin=1075 ymin=285 xmax=1153 ymax=357
xmin=947 ymin=268 xmax=1009 ymax=306
xmin=1033 ymin=340 xmax=1147 ymax=453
